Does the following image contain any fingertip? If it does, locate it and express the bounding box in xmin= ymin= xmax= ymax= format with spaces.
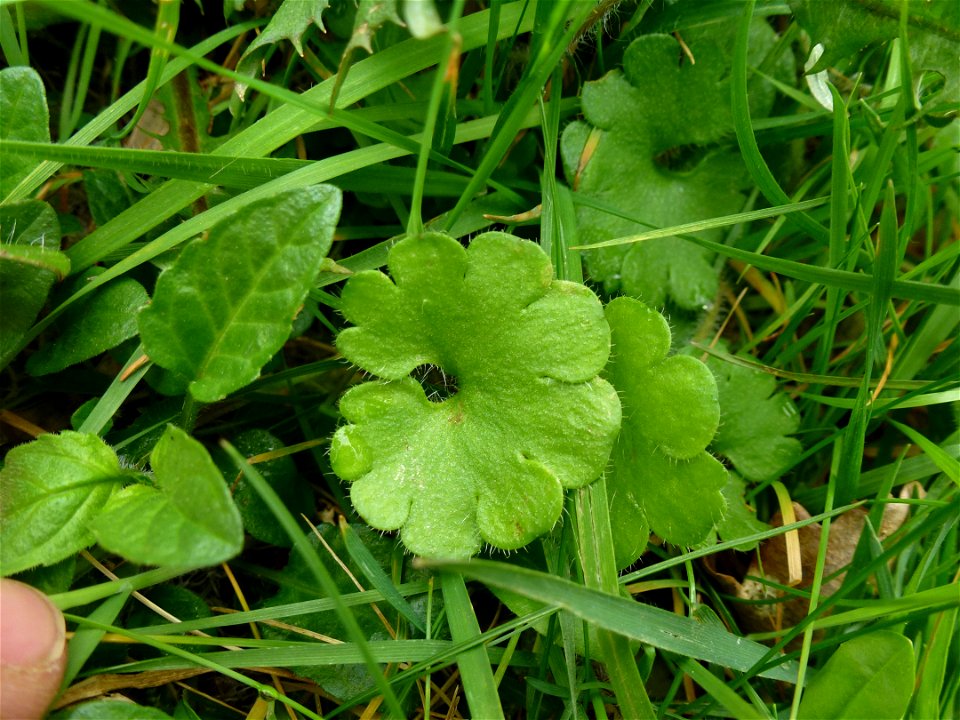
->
xmin=0 ymin=579 xmax=68 ymax=719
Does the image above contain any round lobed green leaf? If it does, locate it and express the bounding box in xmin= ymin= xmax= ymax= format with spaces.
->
xmin=604 ymin=297 xmax=725 ymax=567
xmin=332 ymin=232 xmax=621 ymax=558
xmin=561 ymin=20 xmax=788 ymax=309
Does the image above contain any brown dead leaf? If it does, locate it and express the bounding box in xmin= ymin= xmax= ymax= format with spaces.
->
xmin=703 ymin=486 xmax=919 ymax=641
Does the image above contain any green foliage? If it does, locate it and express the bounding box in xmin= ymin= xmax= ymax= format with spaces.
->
xmin=214 ymin=429 xmax=313 ymax=547
xmin=798 ymin=631 xmax=916 ymax=719
xmin=715 ymin=472 xmax=768 ymax=551
xmin=234 ymin=0 xmax=331 ymax=102
xmin=791 ymin=0 xmax=959 ymax=106
xmin=0 ymin=199 xmax=60 ymax=246
xmin=50 ymin=701 xmax=174 ymax=719
xmin=139 ymin=185 xmax=341 ymax=402
xmin=560 ymin=19 xmax=787 ymax=309
xmin=709 ymin=359 xmax=803 ymax=483
xmin=91 ymin=425 xmax=243 ymax=568
xmin=0 ymin=66 xmax=49 ymax=201
xmin=27 ymin=274 xmax=149 ymax=376
xmin=0 ymin=242 xmax=69 ymax=371
xmin=332 ymin=231 xmax=621 ymax=557
xmin=0 ymin=432 xmax=125 ymax=575
xmin=604 ymin=297 xmax=725 ymax=567
xmin=1 ymin=1 xmax=957 ymax=716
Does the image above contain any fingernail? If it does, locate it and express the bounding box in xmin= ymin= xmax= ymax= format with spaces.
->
xmin=0 ymin=579 xmax=66 ymax=668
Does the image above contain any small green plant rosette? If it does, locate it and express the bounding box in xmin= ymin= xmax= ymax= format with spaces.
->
xmin=331 ymin=232 xmax=622 ymax=558
xmin=604 ymin=297 xmax=726 ymax=568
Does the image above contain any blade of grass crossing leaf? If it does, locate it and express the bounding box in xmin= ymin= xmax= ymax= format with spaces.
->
xmin=677 ymin=658 xmax=769 ymax=720
xmin=62 ymin=589 xmax=130 ymax=690
xmin=570 ymin=197 xmax=829 ymax=250
xmin=888 ymin=420 xmax=960 ymax=485
xmin=733 ymin=0 xmax=827 ymax=243
xmin=814 ymin=84 xmax=851 ymax=378
xmin=338 ymin=518 xmax=426 ymax=633
xmin=574 ymin=480 xmax=656 ymax=719
xmin=440 ymin=571 xmax=505 ymax=719
xmin=221 ymin=442 xmax=405 ymax=718
xmin=429 ymin=559 xmax=800 ymax=682
xmin=62 ymin=613 xmax=324 ymax=720
xmin=570 ymin=195 xmax=959 ymax=306
xmin=77 ymin=344 xmax=151 ymax=436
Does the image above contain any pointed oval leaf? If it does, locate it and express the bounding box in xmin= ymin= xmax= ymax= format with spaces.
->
xmin=28 ymin=277 xmax=149 ymax=376
xmin=0 ymin=243 xmax=70 ymax=370
xmin=0 ymin=432 xmax=124 ymax=575
xmin=332 ymin=232 xmax=621 ymax=558
xmin=91 ymin=426 xmax=243 ymax=568
xmin=0 ymin=67 xmax=51 ymax=201
xmin=798 ymin=630 xmax=915 ymax=720
xmin=139 ymin=185 xmax=341 ymax=402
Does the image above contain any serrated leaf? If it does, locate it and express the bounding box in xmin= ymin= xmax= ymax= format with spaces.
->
xmin=0 ymin=199 xmax=60 ymax=246
xmin=138 ymin=185 xmax=341 ymax=402
xmin=27 ymin=276 xmax=149 ymax=376
xmin=604 ymin=297 xmax=725 ymax=567
xmin=0 ymin=66 xmax=50 ymax=201
xmin=214 ymin=429 xmax=313 ymax=547
xmin=234 ymin=0 xmax=331 ymax=101
xmin=709 ymin=359 xmax=802 ymax=482
xmin=715 ymin=473 xmax=768 ymax=551
xmin=797 ymin=630 xmax=915 ymax=720
xmin=790 ymin=0 xmax=959 ymax=105
xmin=0 ymin=431 xmax=124 ymax=576
xmin=331 ymin=232 xmax=621 ymax=558
xmin=91 ymin=425 xmax=243 ymax=568
xmin=561 ymin=19 xmax=787 ymax=309
xmin=0 ymin=243 xmax=70 ymax=370
xmin=329 ymin=0 xmax=406 ymax=108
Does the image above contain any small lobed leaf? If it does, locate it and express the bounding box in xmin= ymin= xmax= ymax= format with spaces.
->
xmin=91 ymin=426 xmax=243 ymax=568
xmin=709 ymin=359 xmax=802 ymax=483
xmin=604 ymin=297 xmax=725 ymax=567
xmin=0 ymin=66 xmax=50 ymax=201
xmin=27 ymin=275 xmax=149 ymax=376
xmin=138 ymin=185 xmax=341 ymax=403
xmin=561 ymin=20 xmax=788 ymax=309
xmin=0 ymin=432 xmax=125 ymax=576
xmin=797 ymin=630 xmax=915 ymax=720
xmin=332 ymin=232 xmax=621 ymax=558
xmin=715 ymin=472 xmax=768 ymax=551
